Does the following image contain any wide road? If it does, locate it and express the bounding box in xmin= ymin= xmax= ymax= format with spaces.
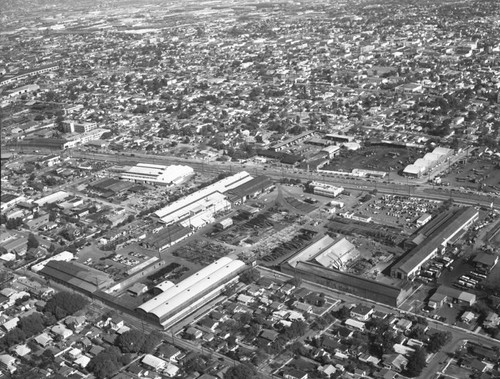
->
xmin=71 ymin=150 xmax=500 ymax=209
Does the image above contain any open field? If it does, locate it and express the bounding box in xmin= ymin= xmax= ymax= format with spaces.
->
xmin=323 ymin=145 xmax=423 ymax=173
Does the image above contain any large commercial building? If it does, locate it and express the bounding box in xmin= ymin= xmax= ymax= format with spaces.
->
xmin=391 ymin=207 xmax=478 ymax=280
xmin=226 ymin=175 xmax=275 ymax=205
xmin=403 ymin=147 xmax=453 ymax=177
xmin=283 ymin=236 xmax=411 ymax=307
xmin=121 ymin=164 xmax=194 ymax=186
xmin=39 ymin=260 xmax=113 ymax=293
xmin=154 ymin=171 xmax=253 ymax=226
xmin=136 ymin=257 xmax=245 ymax=328
xmin=142 ymin=224 xmax=192 ymax=252
xmin=282 ymin=260 xmax=412 ymax=307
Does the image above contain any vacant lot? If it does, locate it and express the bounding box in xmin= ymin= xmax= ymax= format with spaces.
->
xmin=323 ymin=146 xmax=423 ymax=174
xmin=172 ymin=240 xmax=233 ymax=266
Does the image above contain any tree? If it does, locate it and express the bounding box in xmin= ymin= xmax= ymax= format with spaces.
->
xmin=0 ymin=328 xmax=26 ymax=349
xmin=427 ymin=331 xmax=451 ymax=353
xmin=139 ymin=332 xmax=162 ymax=354
xmin=18 ymin=312 xmax=45 ymax=337
xmin=115 ymin=329 xmax=146 ymax=353
xmin=44 ymin=292 xmax=88 ymax=319
xmin=87 ymin=347 xmax=122 ymax=379
xmin=27 ymin=233 xmax=40 ymax=249
xmin=408 ymin=326 xmax=426 ymax=341
xmin=239 ymin=268 xmax=261 ymax=284
xmin=405 ymin=347 xmax=427 ymax=377
xmin=224 ymin=363 xmax=258 ymax=379
xmin=334 ymin=306 xmax=351 ymax=320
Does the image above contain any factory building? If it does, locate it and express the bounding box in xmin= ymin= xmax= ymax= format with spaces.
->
xmin=154 ymin=171 xmax=253 ymax=226
xmin=121 ymin=163 xmax=194 ymax=186
xmin=141 ymin=224 xmax=192 ymax=252
xmin=282 ymin=260 xmax=412 ymax=307
xmin=136 ymin=257 xmax=245 ymax=328
xmin=391 ymin=207 xmax=478 ymax=280
xmin=282 ymin=236 xmax=409 ymax=307
xmin=403 ymin=147 xmax=453 ymax=177
xmin=226 ymin=175 xmax=274 ymax=205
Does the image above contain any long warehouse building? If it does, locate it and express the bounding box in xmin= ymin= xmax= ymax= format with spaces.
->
xmin=391 ymin=207 xmax=478 ymax=280
xmin=154 ymin=171 xmax=253 ymax=225
xmin=137 ymin=257 xmax=245 ymax=328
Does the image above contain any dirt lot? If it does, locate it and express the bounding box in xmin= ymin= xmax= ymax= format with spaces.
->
xmin=322 ymin=145 xmax=423 ymax=174
xmin=172 ymin=240 xmax=233 ymax=266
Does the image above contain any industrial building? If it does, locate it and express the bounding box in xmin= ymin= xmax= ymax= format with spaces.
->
xmin=31 ymin=251 xmax=74 ymax=273
xmin=391 ymin=207 xmax=478 ymax=280
xmin=314 ymin=238 xmax=359 ymax=270
xmin=39 ymin=260 xmax=113 ymax=294
xmin=226 ymin=175 xmax=275 ymax=205
xmin=403 ymin=147 xmax=453 ymax=177
xmin=141 ymin=224 xmax=192 ymax=252
xmin=288 ymin=235 xmax=359 ymax=271
xmin=310 ymin=181 xmax=344 ymax=198
xmin=282 ymin=260 xmax=412 ymax=307
xmin=324 ymin=134 xmax=355 ymax=143
xmin=320 ymin=145 xmax=341 ymax=158
xmin=428 ymin=285 xmax=476 ymax=309
xmin=121 ymin=163 xmax=194 ymax=186
xmin=283 ymin=236 xmax=410 ymax=307
xmin=154 ymin=171 xmax=253 ymax=226
xmin=136 ymin=257 xmax=246 ymax=328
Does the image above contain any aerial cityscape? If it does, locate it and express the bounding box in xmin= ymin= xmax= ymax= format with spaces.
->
xmin=0 ymin=0 xmax=499 ymax=378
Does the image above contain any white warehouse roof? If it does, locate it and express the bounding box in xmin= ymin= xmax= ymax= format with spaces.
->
xmin=154 ymin=280 xmax=175 ymax=293
xmin=31 ymin=251 xmax=74 ymax=272
xmin=148 ymin=260 xmax=246 ymax=320
xmin=138 ymin=257 xmax=233 ymax=313
xmin=155 ymin=171 xmax=252 ymax=219
xmin=121 ymin=163 xmax=193 ymax=185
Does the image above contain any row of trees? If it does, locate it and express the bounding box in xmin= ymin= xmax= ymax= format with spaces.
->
xmin=88 ymin=329 xmax=162 ymax=378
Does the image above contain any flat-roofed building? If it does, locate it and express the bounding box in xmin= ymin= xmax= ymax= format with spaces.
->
xmin=39 ymin=260 xmax=113 ymax=294
xmin=282 ymin=260 xmax=413 ymax=307
xmin=121 ymin=164 xmax=194 ymax=186
xmin=310 ymin=181 xmax=344 ymax=198
xmin=226 ymin=175 xmax=274 ymax=205
xmin=391 ymin=207 xmax=478 ymax=280
xmin=142 ymin=224 xmax=192 ymax=252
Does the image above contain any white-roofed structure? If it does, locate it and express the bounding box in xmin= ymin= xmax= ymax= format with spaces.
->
xmin=31 ymin=251 xmax=74 ymax=272
xmin=310 ymin=181 xmax=344 ymax=198
xmin=288 ymin=235 xmax=336 ymax=268
xmin=138 ymin=257 xmax=233 ymax=314
xmin=315 ymin=237 xmax=359 ymax=270
xmin=136 ymin=257 xmax=245 ymax=328
xmin=403 ymin=146 xmax=454 ymax=178
xmin=34 ymin=191 xmax=70 ymax=206
xmin=121 ymin=163 xmax=193 ymax=185
xmin=153 ymin=280 xmax=175 ymax=296
xmin=154 ymin=171 xmax=252 ymax=225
